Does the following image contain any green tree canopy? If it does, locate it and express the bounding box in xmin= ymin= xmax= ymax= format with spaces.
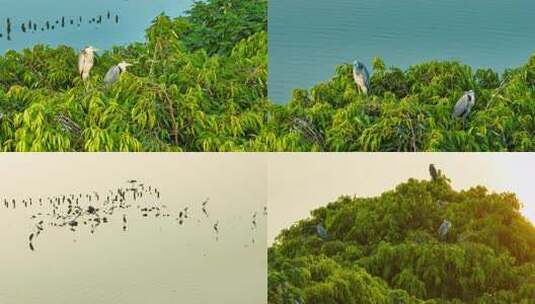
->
xmin=3 ymin=0 xmax=535 ymax=152
xmin=269 ymin=171 xmax=535 ymax=303
xmin=279 ymin=56 xmax=535 ymax=152
xmin=0 ymin=0 xmax=268 ymax=151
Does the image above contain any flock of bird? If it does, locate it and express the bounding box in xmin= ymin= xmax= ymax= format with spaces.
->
xmin=314 ymin=164 xmax=452 ymax=242
xmin=1 ymin=180 xmax=264 ymax=252
xmin=352 ymin=60 xmax=476 ymax=121
xmin=0 ymin=11 xmax=121 ymax=41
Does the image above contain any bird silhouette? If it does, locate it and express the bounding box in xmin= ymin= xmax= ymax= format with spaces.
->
xmin=2 ymin=180 xmax=259 ymax=252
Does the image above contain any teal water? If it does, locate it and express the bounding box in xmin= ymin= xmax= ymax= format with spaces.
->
xmin=0 ymin=0 xmax=193 ymax=53
xmin=269 ymin=0 xmax=535 ymax=103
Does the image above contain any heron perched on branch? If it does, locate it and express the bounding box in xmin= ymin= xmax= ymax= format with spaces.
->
xmin=352 ymin=60 xmax=370 ymax=95
xmin=438 ymin=219 xmax=451 ymax=240
xmin=78 ymin=46 xmax=98 ymax=81
xmin=104 ymin=61 xmax=132 ymax=86
xmin=429 ymin=163 xmax=439 ymax=181
xmin=452 ymin=90 xmax=476 ymax=120
xmin=316 ymin=223 xmax=328 ymax=240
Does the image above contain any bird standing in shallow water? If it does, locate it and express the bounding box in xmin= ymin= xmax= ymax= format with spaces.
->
xmin=352 ymin=60 xmax=370 ymax=95
xmin=78 ymin=46 xmax=98 ymax=81
xmin=452 ymin=90 xmax=476 ymax=120
xmin=202 ymin=198 xmax=209 ymax=217
xmin=104 ymin=61 xmax=132 ymax=86
xmin=213 ymin=221 xmax=220 ymax=241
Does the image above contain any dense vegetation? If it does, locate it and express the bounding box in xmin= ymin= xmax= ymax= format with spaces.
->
xmin=0 ymin=0 xmax=267 ymax=151
xmin=280 ymin=56 xmax=535 ymax=151
xmin=2 ymin=0 xmax=534 ymax=151
xmin=268 ymin=170 xmax=535 ymax=303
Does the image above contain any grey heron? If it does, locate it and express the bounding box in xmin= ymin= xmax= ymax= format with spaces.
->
xmin=78 ymin=46 xmax=98 ymax=81
xmin=438 ymin=219 xmax=451 ymax=240
xmin=104 ymin=61 xmax=132 ymax=86
xmin=452 ymin=90 xmax=476 ymax=120
xmin=352 ymin=60 xmax=370 ymax=95
xmin=429 ymin=163 xmax=439 ymax=181
xmin=316 ymin=223 xmax=328 ymax=240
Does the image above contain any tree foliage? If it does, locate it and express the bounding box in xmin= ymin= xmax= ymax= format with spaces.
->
xmin=0 ymin=0 xmax=268 ymax=151
xmin=183 ymin=0 xmax=267 ymax=55
xmin=4 ymin=0 xmax=535 ymax=152
xmin=281 ymin=56 xmax=535 ymax=151
xmin=268 ymin=172 xmax=535 ymax=303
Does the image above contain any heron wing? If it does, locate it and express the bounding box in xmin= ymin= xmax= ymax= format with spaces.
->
xmin=452 ymin=95 xmax=469 ymax=118
xmin=104 ymin=66 xmax=119 ymax=84
xmin=438 ymin=223 xmax=446 ymax=235
xmin=353 ymin=70 xmax=367 ymax=91
xmin=363 ymin=65 xmax=370 ymax=87
xmin=78 ymin=53 xmax=86 ymax=73
xmin=430 ymin=166 xmax=438 ymax=180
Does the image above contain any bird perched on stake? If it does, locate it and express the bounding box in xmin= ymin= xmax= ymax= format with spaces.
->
xmin=78 ymin=46 xmax=98 ymax=81
xmin=352 ymin=60 xmax=370 ymax=95
xmin=104 ymin=61 xmax=132 ymax=86
xmin=452 ymin=90 xmax=476 ymax=120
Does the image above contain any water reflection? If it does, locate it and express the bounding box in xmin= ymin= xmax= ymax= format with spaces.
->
xmin=0 ymin=154 xmax=267 ymax=304
xmin=2 ymin=180 xmax=264 ymax=252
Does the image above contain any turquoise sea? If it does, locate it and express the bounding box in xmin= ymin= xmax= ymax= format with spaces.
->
xmin=0 ymin=0 xmax=193 ymax=53
xmin=269 ymin=0 xmax=535 ymax=103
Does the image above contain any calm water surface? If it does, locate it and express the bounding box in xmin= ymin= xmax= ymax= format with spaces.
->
xmin=0 ymin=0 xmax=193 ymax=53
xmin=0 ymin=154 xmax=267 ymax=304
xmin=269 ymin=0 xmax=535 ymax=103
